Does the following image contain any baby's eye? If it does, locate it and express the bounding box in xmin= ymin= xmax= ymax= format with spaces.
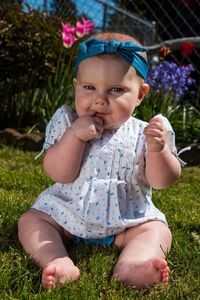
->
xmin=84 ymin=85 xmax=95 ymax=90
xmin=111 ymin=87 xmax=124 ymax=93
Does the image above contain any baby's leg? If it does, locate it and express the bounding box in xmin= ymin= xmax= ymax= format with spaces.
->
xmin=18 ymin=209 xmax=80 ymax=289
xmin=113 ymin=221 xmax=172 ymax=289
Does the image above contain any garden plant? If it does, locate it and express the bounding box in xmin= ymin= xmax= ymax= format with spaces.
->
xmin=0 ymin=5 xmax=200 ymax=145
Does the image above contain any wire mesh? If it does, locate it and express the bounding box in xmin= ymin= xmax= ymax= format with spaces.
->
xmin=4 ymin=0 xmax=200 ymax=96
xmin=18 ymin=1 xmax=199 ymax=40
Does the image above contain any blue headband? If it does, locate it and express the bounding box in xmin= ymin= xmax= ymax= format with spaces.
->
xmin=74 ymin=38 xmax=149 ymax=80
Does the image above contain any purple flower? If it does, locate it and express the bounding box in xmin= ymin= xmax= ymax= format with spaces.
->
xmin=147 ymin=61 xmax=195 ymax=100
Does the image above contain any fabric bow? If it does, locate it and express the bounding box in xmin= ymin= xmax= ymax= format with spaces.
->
xmin=74 ymin=38 xmax=149 ymax=80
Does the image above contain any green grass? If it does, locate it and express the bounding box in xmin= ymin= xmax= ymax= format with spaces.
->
xmin=0 ymin=144 xmax=199 ymax=300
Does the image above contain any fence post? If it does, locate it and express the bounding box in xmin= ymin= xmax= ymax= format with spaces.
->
xmin=102 ymin=3 xmax=108 ymax=32
xmin=43 ymin=0 xmax=48 ymax=14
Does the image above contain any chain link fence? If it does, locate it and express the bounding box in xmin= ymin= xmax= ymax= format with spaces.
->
xmin=4 ymin=0 xmax=200 ymax=97
xmin=19 ymin=0 xmax=200 ymax=43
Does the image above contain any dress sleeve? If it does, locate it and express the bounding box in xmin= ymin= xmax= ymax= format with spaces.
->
xmin=43 ymin=105 xmax=75 ymax=150
xmin=154 ymin=114 xmax=188 ymax=167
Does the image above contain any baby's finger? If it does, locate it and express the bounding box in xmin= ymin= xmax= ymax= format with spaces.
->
xmin=94 ymin=126 xmax=104 ymax=139
xmin=95 ymin=122 xmax=103 ymax=132
xmin=149 ymin=117 xmax=163 ymax=125
xmin=145 ymin=119 xmax=165 ymax=134
xmin=93 ymin=116 xmax=104 ymax=126
xmin=149 ymin=118 xmax=166 ymax=130
xmin=144 ymin=128 xmax=164 ymax=139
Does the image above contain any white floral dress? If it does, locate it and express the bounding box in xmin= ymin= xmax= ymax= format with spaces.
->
xmin=32 ymin=105 xmax=179 ymax=239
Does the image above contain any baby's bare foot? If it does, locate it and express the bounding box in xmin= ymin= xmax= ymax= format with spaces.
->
xmin=42 ymin=257 xmax=80 ymax=290
xmin=113 ymin=257 xmax=169 ymax=289
xmin=133 ymin=258 xmax=170 ymax=289
xmin=152 ymin=258 xmax=169 ymax=284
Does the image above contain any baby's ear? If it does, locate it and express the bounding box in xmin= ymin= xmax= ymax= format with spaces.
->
xmin=73 ymin=78 xmax=77 ymax=87
xmin=136 ymin=83 xmax=149 ymax=106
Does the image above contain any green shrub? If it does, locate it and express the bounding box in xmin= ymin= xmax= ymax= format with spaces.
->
xmin=0 ymin=4 xmax=77 ymax=129
xmin=0 ymin=4 xmax=75 ymax=90
xmin=134 ymin=91 xmax=200 ymax=144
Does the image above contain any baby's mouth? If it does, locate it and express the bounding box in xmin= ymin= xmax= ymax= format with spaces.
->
xmin=94 ymin=112 xmax=108 ymax=117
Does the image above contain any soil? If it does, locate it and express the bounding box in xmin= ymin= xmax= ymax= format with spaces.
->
xmin=0 ymin=128 xmax=44 ymax=152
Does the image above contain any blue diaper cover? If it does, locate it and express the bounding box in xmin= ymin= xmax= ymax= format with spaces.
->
xmin=74 ymin=235 xmax=115 ymax=246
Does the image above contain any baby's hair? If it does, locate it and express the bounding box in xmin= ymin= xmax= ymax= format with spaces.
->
xmin=90 ymin=32 xmax=140 ymax=44
xmin=89 ymin=32 xmax=147 ymax=60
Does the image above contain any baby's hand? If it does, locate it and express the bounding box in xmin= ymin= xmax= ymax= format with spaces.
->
xmin=143 ymin=117 xmax=167 ymax=152
xmin=71 ymin=115 xmax=104 ymax=141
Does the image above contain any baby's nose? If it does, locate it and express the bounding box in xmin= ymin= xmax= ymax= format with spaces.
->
xmin=95 ymin=93 xmax=108 ymax=105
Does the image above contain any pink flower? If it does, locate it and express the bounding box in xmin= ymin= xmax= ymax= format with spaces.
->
xmin=62 ymin=22 xmax=75 ymax=35
xmin=75 ymin=17 xmax=95 ymax=38
xmin=62 ymin=32 xmax=77 ymax=48
xmin=61 ymin=22 xmax=76 ymax=48
xmin=61 ymin=18 xmax=95 ymax=48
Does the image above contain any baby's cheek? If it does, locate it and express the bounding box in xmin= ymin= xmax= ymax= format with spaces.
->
xmin=121 ymin=106 xmax=133 ymax=122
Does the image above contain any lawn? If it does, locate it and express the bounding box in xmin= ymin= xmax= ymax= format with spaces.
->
xmin=0 ymin=144 xmax=199 ymax=300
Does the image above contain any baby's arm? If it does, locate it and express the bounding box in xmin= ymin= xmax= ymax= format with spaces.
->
xmin=43 ymin=115 xmax=103 ymax=183
xmin=144 ymin=117 xmax=181 ymax=189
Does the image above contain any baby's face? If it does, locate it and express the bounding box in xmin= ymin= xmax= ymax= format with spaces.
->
xmin=73 ymin=55 xmax=149 ymax=130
